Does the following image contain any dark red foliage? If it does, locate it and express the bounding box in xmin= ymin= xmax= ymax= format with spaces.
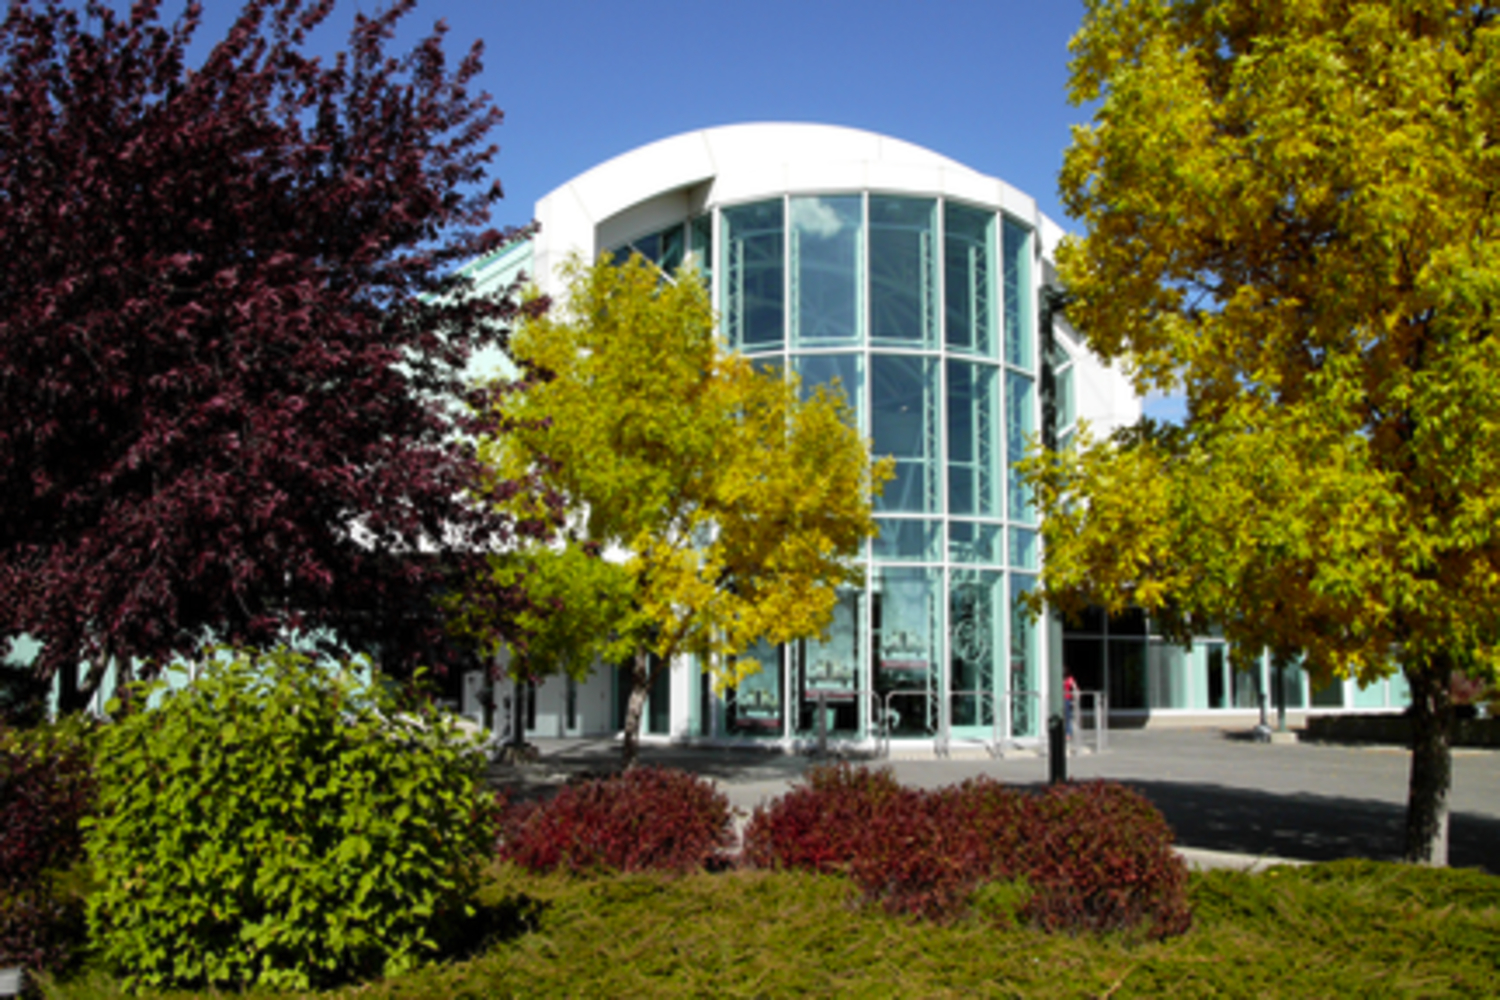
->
xmin=0 ymin=728 xmax=94 ymax=893
xmin=0 ymin=0 xmax=548 ymax=691
xmin=0 ymin=886 xmax=86 ymax=977
xmin=740 ymin=761 xmax=902 ymax=873
xmin=497 ymin=768 xmax=735 ymax=875
xmin=0 ymin=725 xmax=94 ymax=974
xmin=1018 ymin=781 xmax=1192 ymax=938
xmin=743 ymin=766 xmax=1190 ymax=937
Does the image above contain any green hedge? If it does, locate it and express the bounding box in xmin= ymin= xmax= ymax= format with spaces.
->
xmin=84 ymin=647 xmax=500 ymax=992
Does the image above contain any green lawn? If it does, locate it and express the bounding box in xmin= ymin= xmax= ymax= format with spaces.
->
xmin=45 ymin=859 xmax=1500 ymax=998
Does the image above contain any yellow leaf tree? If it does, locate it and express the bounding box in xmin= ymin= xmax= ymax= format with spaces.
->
xmin=467 ymin=255 xmax=891 ymax=765
xmin=1035 ymin=0 xmax=1500 ymax=865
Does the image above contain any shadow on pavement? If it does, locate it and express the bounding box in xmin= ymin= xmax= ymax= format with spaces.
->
xmin=1025 ymin=778 xmax=1500 ymax=874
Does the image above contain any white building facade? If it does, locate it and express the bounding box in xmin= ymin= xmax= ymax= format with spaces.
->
xmin=459 ymin=123 xmax=1411 ymax=746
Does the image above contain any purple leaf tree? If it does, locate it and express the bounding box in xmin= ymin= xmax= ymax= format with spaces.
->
xmin=0 ymin=0 xmax=545 ymax=706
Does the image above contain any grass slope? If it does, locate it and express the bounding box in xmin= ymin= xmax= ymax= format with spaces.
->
xmin=45 ymin=860 xmax=1500 ymax=998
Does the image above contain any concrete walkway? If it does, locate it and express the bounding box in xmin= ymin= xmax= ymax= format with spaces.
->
xmin=488 ymin=729 xmax=1500 ymax=874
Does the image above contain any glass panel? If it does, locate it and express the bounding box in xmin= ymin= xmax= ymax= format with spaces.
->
xmin=945 ymin=202 xmax=995 ymax=356
xmin=794 ymin=352 xmax=863 ymax=430
xmin=950 ymin=569 xmax=1004 ymax=732
xmin=947 ymin=361 xmax=999 ymax=517
xmin=1353 ymin=677 xmax=1387 ymax=708
xmin=872 ymin=518 xmax=941 ymax=562
xmin=1006 ymin=370 xmax=1036 ymax=522
xmin=1010 ymin=574 xmax=1040 ymax=737
xmin=1311 ymin=675 xmax=1344 ymax=707
xmin=1010 ymin=527 xmax=1039 ymax=570
xmin=1277 ymin=661 xmax=1305 ymax=709
xmin=789 ymin=195 xmax=862 ymax=347
xmin=1108 ymin=639 xmax=1147 ymax=710
xmin=872 ymin=567 xmax=942 ymax=738
xmin=869 ymin=196 xmax=937 ymax=347
xmin=727 ymin=640 xmax=784 ymax=736
xmin=949 ymin=520 xmax=1004 ymax=565
xmin=722 ymin=200 xmax=784 ymax=352
xmin=1056 ymin=363 xmax=1075 ymax=429
xmin=689 ymin=214 xmax=712 ymax=285
xmin=648 ymin=655 xmax=671 ymax=734
xmin=872 ymin=354 xmax=939 ymax=513
xmin=1206 ymin=643 xmax=1227 ymax=709
xmin=1148 ymin=640 xmax=1188 ymax=709
xmin=615 ymin=232 xmax=658 ymax=265
xmin=1063 ymin=637 xmax=1104 ymax=699
xmin=797 ymin=589 xmax=862 ymax=737
xmin=1389 ymin=671 xmax=1412 ymax=709
xmin=1003 ymin=217 xmax=1033 ymax=368
xmin=1233 ymin=659 xmax=1262 ymax=708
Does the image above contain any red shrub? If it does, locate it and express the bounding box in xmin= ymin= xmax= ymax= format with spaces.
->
xmin=1017 ymin=781 xmax=1191 ymax=939
xmin=0 ymin=724 xmax=94 ymax=893
xmin=0 ymin=887 xmax=86 ymax=978
xmin=847 ymin=786 xmax=974 ymax=919
xmin=742 ymin=766 xmax=1190 ymax=937
xmin=740 ymin=762 xmax=901 ymax=873
xmin=497 ymin=767 xmax=734 ymax=875
xmin=0 ymin=721 xmax=95 ymax=975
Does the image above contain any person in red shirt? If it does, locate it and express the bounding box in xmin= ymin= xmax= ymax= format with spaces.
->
xmin=1063 ymin=672 xmax=1080 ymax=740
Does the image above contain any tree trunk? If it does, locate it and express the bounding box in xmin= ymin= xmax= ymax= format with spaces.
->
xmin=510 ymin=677 xmax=527 ymax=748
xmin=620 ymin=648 xmax=651 ymax=769
xmin=1404 ymin=658 xmax=1454 ymax=866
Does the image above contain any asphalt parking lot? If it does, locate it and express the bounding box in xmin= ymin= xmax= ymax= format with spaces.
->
xmin=490 ymin=728 xmax=1500 ymax=873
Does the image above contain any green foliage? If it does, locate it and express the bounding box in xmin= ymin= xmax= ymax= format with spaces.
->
xmin=458 ymin=254 xmax=892 ymax=756
xmin=51 ymin=860 xmax=1500 ymax=999
xmin=1037 ymin=0 xmax=1500 ymax=863
xmin=82 ymin=647 xmax=500 ymax=992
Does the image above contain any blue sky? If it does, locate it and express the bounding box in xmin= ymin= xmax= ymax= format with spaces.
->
xmin=180 ymin=0 xmax=1090 ymax=229
xmin=179 ymin=0 xmax=1180 ymax=420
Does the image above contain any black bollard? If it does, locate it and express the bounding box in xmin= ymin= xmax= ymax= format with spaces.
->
xmin=1048 ymin=713 xmax=1067 ymax=785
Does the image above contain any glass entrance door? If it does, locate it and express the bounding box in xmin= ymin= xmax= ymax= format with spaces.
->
xmin=949 ymin=570 xmax=1003 ymax=739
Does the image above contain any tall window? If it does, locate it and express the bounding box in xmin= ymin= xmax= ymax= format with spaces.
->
xmin=1003 ymin=218 xmax=1033 ymax=368
xmin=947 ymin=361 xmax=999 ymax=517
xmin=869 ymin=196 xmax=937 ymax=348
xmin=789 ymin=196 xmax=862 ymax=347
xmin=722 ymin=200 xmax=784 ymax=352
xmin=945 ymin=203 xmax=995 ymax=356
xmin=871 ymin=354 xmax=939 ymax=513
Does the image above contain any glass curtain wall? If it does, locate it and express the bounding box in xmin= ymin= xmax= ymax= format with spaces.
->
xmin=716 ymin=193 xmax=1042 ymax=745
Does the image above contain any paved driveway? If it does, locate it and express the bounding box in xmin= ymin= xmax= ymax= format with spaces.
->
xmin=495 ymin=729 xmax=1500 ymax=872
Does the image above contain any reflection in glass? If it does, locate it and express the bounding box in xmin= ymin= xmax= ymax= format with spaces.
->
xmin=727 ymin=640 xmax=783 ymax=736
xmin=1006 ymin=371 xmax=1036 ymax=522
xmin=722 ymin=200 xmax=784 ymax=351
xmin=1010 ymin=527 xmax=1038 ymax=570
xmin=869 ymin=196 xmax=937 ymax=347
xmin=790 ymin=196 xmax=862 ymax=346
xmin=794 ymin=352 xmax=863 ymax=430
xmin=1003 ymin=217 xmax=1033 ymax=368
xmin=948 ymin=361 xmax=999 ymax=517
xmin=1148 ymin=640 xmax=1188 ymax=709
xmin=872 ymin=567 xmax=941 ymax=738
xmin=949 ymin=521 xmax=1004 ymax=564
xmin=798 ymin=589 xmax=862 ymax=736
xmin=872 ymin=518 xmax=941 ymax=562
xmin=872 ymin=354 xmax=938 ymax=513
xmin=1110 ymin=639 xmax=1148 ymax=710
xmin=945 ymin=202 xmax=995 ymax=355
xmin=1010 ymin=575 xmax=1039 ymax=737
xmin=950 ymin=569 xmax=1003 ymax=731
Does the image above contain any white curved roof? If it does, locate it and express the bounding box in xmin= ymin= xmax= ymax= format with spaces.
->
xmin=531 ymin=123 xmax=1046 ymax=291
